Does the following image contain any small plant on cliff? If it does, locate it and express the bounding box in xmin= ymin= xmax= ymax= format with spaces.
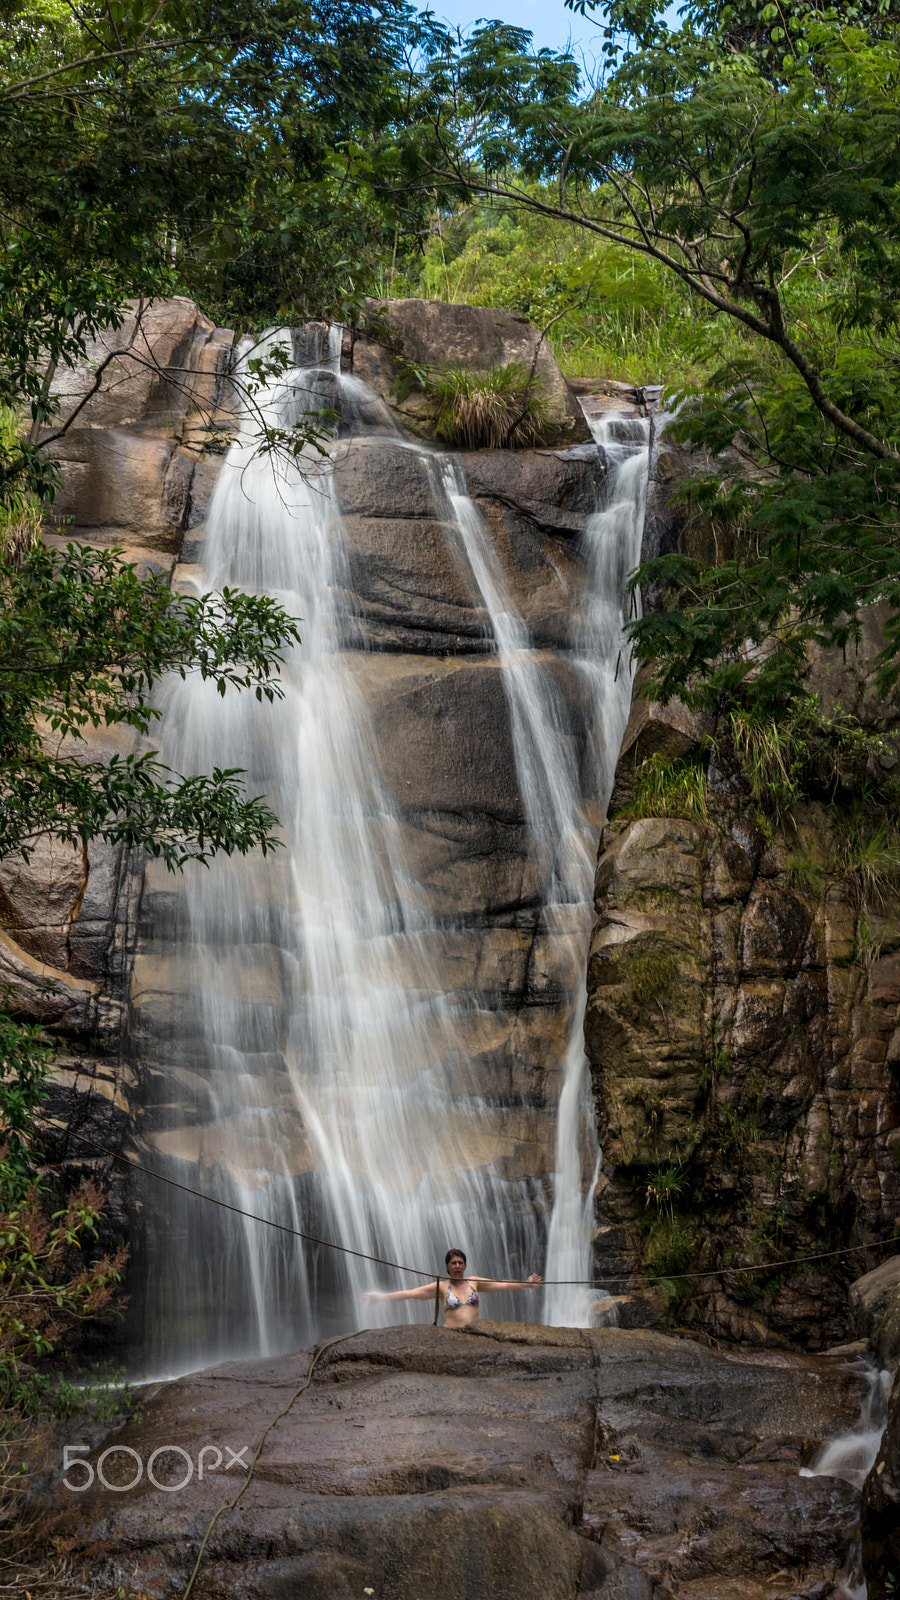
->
xmin=853 ymin=917 xmax=889 ymax=971
xmin=715 ymin=1102 xmax=761 ymax=1157
xmin=625 ymin=946 xmax=681 ymax=1011
xmin=784 ymin=853 xmax=827 ymax=900
xmin=643 ymin=1217 xmax=699 ymax=1318
xmin=729 ymin=698 xmax=890 ymax=829
xmin=832 ymin=811 xmax=900 ymax=912
xmin=645 ymin=1163 xmax=687 ymax=1224
xmin=623 ymin=751 xmax=708 ymax=823
xmin=700 ymin=1023 xmax=730 ymax=1092
xmin=427 ymin=359 xmax=550 ymax=449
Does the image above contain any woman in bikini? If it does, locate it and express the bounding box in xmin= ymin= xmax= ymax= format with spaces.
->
xmin=362 ymin=1247 xmax=543 ymax=1329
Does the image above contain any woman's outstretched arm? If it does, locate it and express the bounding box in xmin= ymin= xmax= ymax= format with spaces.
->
xmin=472 ymin=1274 xmax=543 ymax=1293
xmin=361 ymin=1283 xmax=438 ymax=1303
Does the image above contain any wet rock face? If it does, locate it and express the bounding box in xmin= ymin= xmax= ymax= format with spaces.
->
xmin=850 ymin=1256 xmax=900 ymax=1368
xmin=585 ymin=736 xmax=900 ymax=1348
xmin=58 ymin=1324 xmax=864 ymax=1600
xmin=127 ymin=424 xmax=614 ymax=1240
xmin=329 ymin=436 xmax=606 ymax=655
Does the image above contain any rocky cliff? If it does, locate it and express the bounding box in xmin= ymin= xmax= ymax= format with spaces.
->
xmin=8 ymin=294 xmax=900 ymax=1597
xmin=7 ymin=297 xmax=638 ymax=1356
xmin=129 ymin=431 xmax=609 ymax=1216
xmin=15 ymin=297 xmax=900 ymax=1366
xmin=2 ymin=298 xmax=235 ymax=1224
xmin=585 ymin=626 xmax=900 ymax=1350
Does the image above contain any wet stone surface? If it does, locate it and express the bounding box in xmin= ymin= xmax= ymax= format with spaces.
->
xmin=59 ymin=1324 xmax=865 ymax=1600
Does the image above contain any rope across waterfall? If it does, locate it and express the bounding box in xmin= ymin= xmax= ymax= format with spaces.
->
xmin=67 ymin=1132 xmax=900 ymax=1290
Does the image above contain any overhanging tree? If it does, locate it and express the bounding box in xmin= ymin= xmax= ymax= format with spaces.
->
xmin=0 ymin=543 xmax=301 ymax=865
xmin=396 ymin=8 xmax=900 ymax=705
xmin=0 ymin=0 xmax=448 ymax=509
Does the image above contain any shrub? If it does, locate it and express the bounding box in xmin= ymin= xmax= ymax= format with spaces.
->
xmin=0 ymin=1172 xmax=127 ymax=1370
xmin=729 ymin=696 xmax=888 ymax=826
xmin=833 ymin=815 xmax=900 ymax=911
xmin=626 ymin=946 xmax=680 ymax=1007
xmin=0 ymin=1171 xmax=129 ymax=1593
xmin=784 ymin=853 xmax=827 ymax=899
xmin=643 ymin=1217 xmax=699 ymax=1320
xmin=0 ymin=408 xmax=42 ymax=565
xmin=427 ymin=358 xmax=549 ymax=449
xmin=645 ymin=1163 xmax=687 ymax=1224
xmin=623 ymin=750 xmax=708 ymax=822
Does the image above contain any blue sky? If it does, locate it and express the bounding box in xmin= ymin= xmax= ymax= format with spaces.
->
xmin=422 ymin=0 xmax=606 ymax=58
xmin=420 ymin=1 xmax=682 ymax=58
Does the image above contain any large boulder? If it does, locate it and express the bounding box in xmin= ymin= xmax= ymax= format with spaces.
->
xmin=57 ymin=1323 xmax=866 ymax=1600
xmin=45 ymin=298 xmax=234 ymax=561
xmin=329 ymin=436 xmax=606 ymax=654
xmin=850 ymin=1255 xmax=900 ymax=1368
xmin=49 ymin=297 xmax=230 ymax=432
xmin=347 ymin=299 xmax=591 ymax=448
xmin=46 ymin=428 xmax=195 ymax=552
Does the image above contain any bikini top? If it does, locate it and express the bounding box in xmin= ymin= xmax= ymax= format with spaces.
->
xmin=445 ymin=1280 xmax=479 ymax=1310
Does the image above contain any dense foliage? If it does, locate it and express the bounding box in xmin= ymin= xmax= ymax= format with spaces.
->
xmin=0 ymin=0 xmax=447 ymax=510
xmin=0 ymin=543 xmax=301 ymax=865
xmin=387 ymin=6 xmax=900 ymax=707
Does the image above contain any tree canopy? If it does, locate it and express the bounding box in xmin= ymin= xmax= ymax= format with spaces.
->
xmin=387 ymin=5 xmax=900 ymax=707
xmin=0 ymin=0 xmax=448 ymax=509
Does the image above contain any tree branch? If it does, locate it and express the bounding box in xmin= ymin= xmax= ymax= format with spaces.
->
xmin=420 ymin=165 xmax=899 ymax=463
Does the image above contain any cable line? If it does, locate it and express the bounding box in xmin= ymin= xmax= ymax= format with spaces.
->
xmin=59 ymin=1127 xmax=900 ymax=1287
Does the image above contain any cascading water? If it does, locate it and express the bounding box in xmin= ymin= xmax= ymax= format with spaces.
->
xmin=433 ymin=413 xmax=649 ymax=1327
xmin=134 ymin=337 xmax=650 ymax=1372
xmin=543 ymin=413 xmax=650 ymax=1325
xmin=799 ymin=1361 xmax=892 ymax=1599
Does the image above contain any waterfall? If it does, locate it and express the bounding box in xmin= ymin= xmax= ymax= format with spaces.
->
xmin=433 ymin=416 xmax=649 ymax=1326
xmin=797 ymin=1360 xmax=892 ymax=1600
xmin=133 ymin=340 xmax=649 ymax=1372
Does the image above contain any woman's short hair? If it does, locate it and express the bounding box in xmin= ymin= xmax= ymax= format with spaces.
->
xmin=445 ymin=1247 xmax=466 ymax=1267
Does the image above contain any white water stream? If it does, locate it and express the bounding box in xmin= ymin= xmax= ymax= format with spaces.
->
xmin=799 ymin=1361 xmax=892 ymax=1599
xmin=137 ymin=334 xmax=649 ymax=1370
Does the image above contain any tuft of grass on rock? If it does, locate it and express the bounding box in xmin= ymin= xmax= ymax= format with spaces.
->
xmin=427 ymin=359 xmax=550 ymax=450
xmin=623 ymin=751 xmax=708 ymax=823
